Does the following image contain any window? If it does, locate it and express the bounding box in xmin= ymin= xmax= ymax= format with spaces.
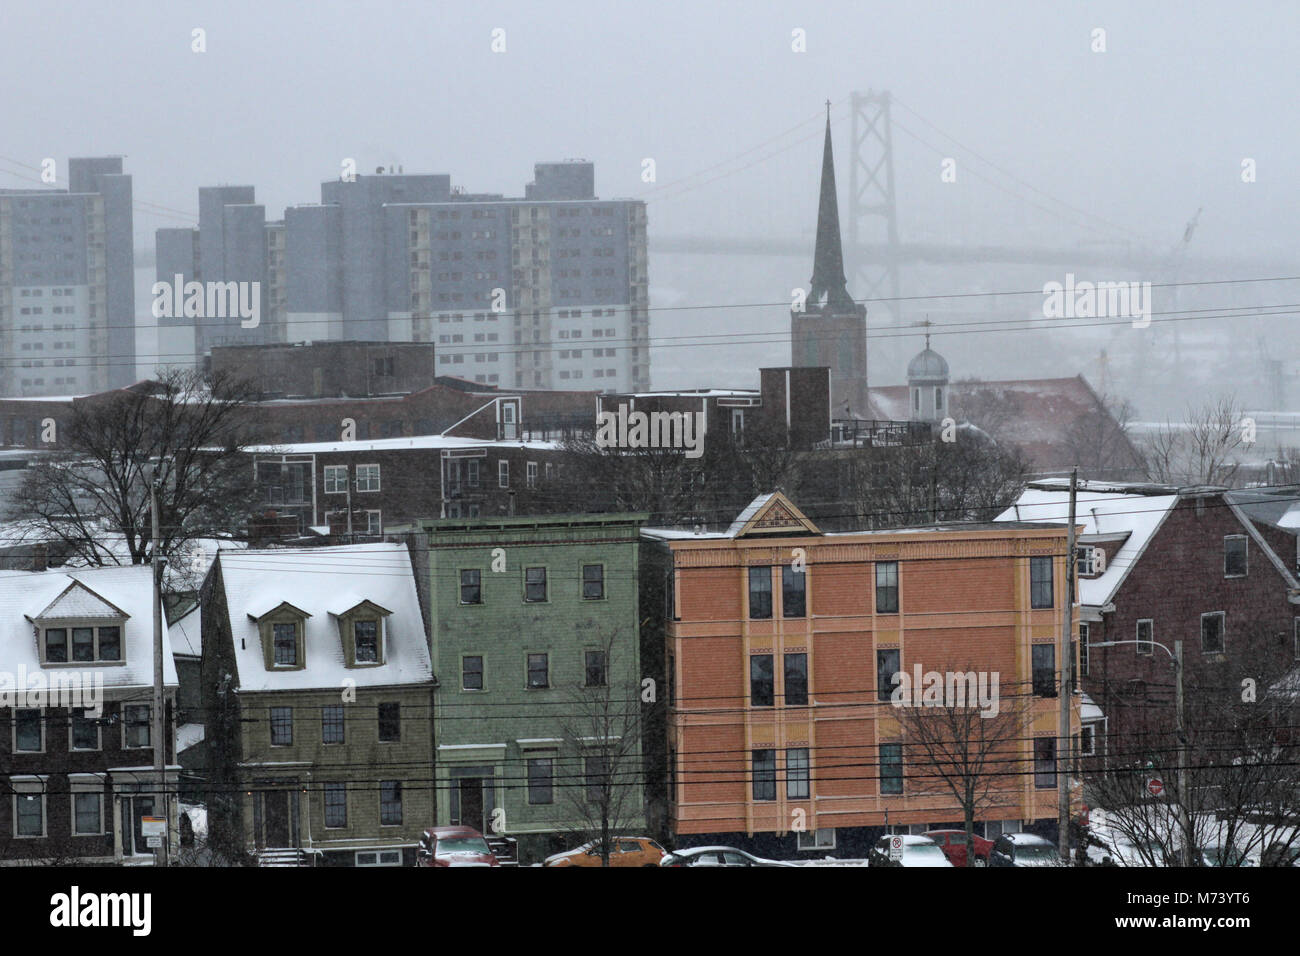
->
xmin=73 ymin=792 xmax=102 ymax=835
xmin=582 ymin=564 xmax=604 ymax=600
xmin=71 ymin=709 xmax=100 ymax=750
xmin=1077 ymin=545 xmax=1101 ymax=576
xmin=877 ymin=649 xmax=900 ymax=701
xmin=748 ymin=566 xmax=772 ymax=619
xmin=323 ymin=465 xmax=347 ymax=493
xmin=527 ymin=653 xmax=549 ymax=688
xmin=1079 ymin=622 xmax=1090 ymax=676
xmin=527 ymin=757 xmax=554 ymax=804
xmin=1034 ymin=737 xmax=1056 ymax=788
xmin=784 ymin=653 xmax=808 ymax=706
xmin=462 ymin=655 xmax=484 ymax=690
xmin=15 ymin=709 xmax=42 ymax=752
xmin=324 ymin=783 xmax=347 ymax=828
xmin=752 ymin=749 xmax=777 ymax=801
xmin=1032 ymin=645 xmax=1056 ymax=698
xmin=524 ymin=567 xmax=547 ymax=603
xmin=98 ymin=626 xmax=120 ymax=661
xmin=270 ymin=706 xmax=293 ymax=746
xmin=585 ymin=754 xmax=610 ymax=802
xmin=459 ymin=569 xmax=482 ymax=605
xmin=378 ymin=702 xmax=401 ymax=742
xmin=585 ymin=650 xmax=607 ymax=687
xmin=72 ymin=627 xmax=94 ymax=661
xmin=124 ymin=704 xmax=151 ymax=748
xmin=44 ymin=627 xmax=67 ymax=662
xmin=750 ymin=655 xmax=774 ymax=707
xmin=1078 ymin=725 xmax=1096 ymax=757
xmin=875 ymin=562 xmax=899 ymax=613
xmin=798 ymin=828 xmax=835 ymax=851
xmin=379 ymin=781 xmax=402 ymax=825
xmin=880 ymin=743 xmax=903 ymax=794
xmin=526 ymin=461 xmax=537 ymax=488
xmin=351 ymin=463 xmax=379 ymax=492
xmin=787 ymin=747 xmax=810 ymax=799
xmin=1224 ymin=535 xmax=1248 ymax=577
xmin=15 ymin=793 xmax=43 ymax=837
xmin=1201 ymin=612 xmax=1225 ymax=655
xmin=273 ymin=622 xmax=298 ymax=666
xmin=782 ymin=565 xmax=806 ymax=618
xmin=467 ymin=460 xmax=479 ymax=487
xmin=322 ymin=704 xmax=345 ymax=744
xmin=1136 ymin=619 xmax=1153 ymax=656
xmin=1030 ymin=556 xmax=1054 ymax=608
xmin=354 ymin=620 xmax=379 ymax=662
xmin=498 ymin=460 xmax=509 ymax=488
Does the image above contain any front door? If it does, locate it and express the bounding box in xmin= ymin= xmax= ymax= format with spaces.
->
xmin=458 ymin=778 xmax=484 ymax=832
xmin=261 ymin=791 xmax=291 ymax=847
xmin=121 ymin=795 xmax=155 ymax=857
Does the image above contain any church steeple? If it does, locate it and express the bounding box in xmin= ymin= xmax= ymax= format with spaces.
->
xmin=809 ymin=104 xmax=855 ymax=313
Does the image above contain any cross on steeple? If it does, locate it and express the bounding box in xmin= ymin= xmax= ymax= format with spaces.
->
xmin=915 ymin=317 xmax=934 ymax=350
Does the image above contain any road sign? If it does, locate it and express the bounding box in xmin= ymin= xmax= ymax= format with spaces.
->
xmin=889 ymin=835 xmax=904 ymax=861
xmin=1147 ymin=778 xmax=1164 ymax=797
xmin=141 ymin=816 xmax=166 ymax=837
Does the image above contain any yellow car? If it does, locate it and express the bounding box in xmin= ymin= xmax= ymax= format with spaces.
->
xmin=543 ymin=837 xmax=666 ymax=867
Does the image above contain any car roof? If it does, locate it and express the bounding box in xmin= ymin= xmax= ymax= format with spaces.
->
xmin=424 ymin=826 xmax=485 ymax=838
xmin=675 ymin=845 xmax=746 ymax=854
xmin=882 ymin=834 xmax=939 ymax=845
xmin=1004 ymin=833 xmax=1053 ymax=845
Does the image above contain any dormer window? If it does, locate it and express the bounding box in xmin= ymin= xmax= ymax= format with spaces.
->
xmin=333 ymin=600 xmax=392 ymax=667
xmin=250 ymin=602 xmax=311 ymax=672
xmin=32 ymin=580 xmax=130 ymax=666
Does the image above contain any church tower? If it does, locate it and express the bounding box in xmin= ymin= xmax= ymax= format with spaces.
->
xmin=791 ymin=106 xmax=869 ymax=419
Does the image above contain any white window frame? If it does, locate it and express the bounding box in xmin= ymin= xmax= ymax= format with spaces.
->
xmin=13 ymin=707 xmax=45 ymax=753
xmin=70 ymin=789 xmax=103 ymax=836
xmin=323 ymin=464 xmax=348 ymax=494
xmin=1079 ymin=622 xmax=1090 ymax=676
xmin=498 ymin=460 xmax=509 ymax=488
xmin=365 ymin=509 xmax=382 ymax=535
xmin=1224 ymin=535 xmax=1248 ymax=578
xmin=1201 ymin=611 xmax=1226 ymax=655
xmin=69 ymin=707 xmax=102 ymax=752
xmin=526 ymin=461 xmax=537 ymax=488
xmin=122 ymin=703 xmax=152 ymax=749
xmin=12 ymin=782 xmax=46 ymax=839
xmin=323 ymin=782 xmax=348 ymax=829
xmin=1077 ymin=724 xmax=1097 ymax=757
xmin=797 ymin=827 xmax=836 ymax=851
xmin=355 ymin=463 xmax=381 ymax=493
xmin=1136 ymin=619 xmax=1154 ymax=656
xmin=355 ymin=849 xmax=403 ymax=867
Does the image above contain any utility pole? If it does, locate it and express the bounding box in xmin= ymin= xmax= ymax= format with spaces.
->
xmin=1175 ymin=640 xmax=1192 ymax=867
xmin=1058 ymin=469 xmax=1077 ymax=863
xmin=150 ymin=474 xmax=169 ymax=867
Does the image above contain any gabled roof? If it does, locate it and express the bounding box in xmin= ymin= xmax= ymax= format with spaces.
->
xmin=247 ymin=600 xmax=313 ymax=623
xmin=32 ymin=579 xmax=129 ymax=621
xmin=215 ymin=543 xmax=431 ymax=692
xmin=726 ymin=492 xmax=821 ymax=538
xmin=0 ymin=566 xmax=178 ymax=689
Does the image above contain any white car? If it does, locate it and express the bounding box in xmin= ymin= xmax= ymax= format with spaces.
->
xmin=868 ymin=834 xmax=954 ymax=867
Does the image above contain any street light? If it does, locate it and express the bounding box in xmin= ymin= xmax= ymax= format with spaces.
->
xmin=1087 ymin=638 xmax=1191 ymax=867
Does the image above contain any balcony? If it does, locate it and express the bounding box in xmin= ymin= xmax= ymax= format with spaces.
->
xmin=817 ymin=419 xmax=934 ymax=449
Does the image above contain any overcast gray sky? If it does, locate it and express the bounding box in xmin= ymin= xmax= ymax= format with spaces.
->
xmin=4 ymin=1 xmax=1297 ymax=404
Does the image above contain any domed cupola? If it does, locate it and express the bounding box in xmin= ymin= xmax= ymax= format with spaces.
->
xmin=907 ymin=334 xmax=949 ymax=422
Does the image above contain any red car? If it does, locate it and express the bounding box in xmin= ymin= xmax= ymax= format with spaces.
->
xmin=415 ymin=826 xmax=500 ymax=867
xmin=924 ymin=829 xmax=993 ymax=867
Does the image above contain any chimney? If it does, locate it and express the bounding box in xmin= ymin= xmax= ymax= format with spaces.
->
xmin=32 ymin=543 xmax=48 ymax=572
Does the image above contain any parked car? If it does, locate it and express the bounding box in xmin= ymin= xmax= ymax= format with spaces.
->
xmin=415 ymin=826 xmax=500 ymax=867
xmin=544 ymin=837 xmax=667 ymax=867
xmin=659 ymin=846 xmax=791 ymax=867
xmin=868 ymin=834 xmax=954 ymax=867
xmin=988 ymin=833 xmax=1066 ymax=867
xmin=925 ymin=829 xmax=993 ymax=867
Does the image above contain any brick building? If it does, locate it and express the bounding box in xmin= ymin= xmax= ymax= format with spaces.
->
xmin=641 ymin=492 xmax=1080 ymax=859
xmin=1000 ymin=480 xmax=1300 ymax=746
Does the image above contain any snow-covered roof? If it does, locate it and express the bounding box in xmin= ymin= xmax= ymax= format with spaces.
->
xmin=176 ymin=722 xmax=205 ymax=752
xmin=0 ymin=565 xmax=179 ymax=688
xmin=170 ymin=603 xmax=202 ymax=658
xmin=996 ymin=487 xmax=1179 ymax=607
xmin=244 ymin=434 xmax=559 ymax=454
xmin=216 ymin=544 xmax=431 ymax=692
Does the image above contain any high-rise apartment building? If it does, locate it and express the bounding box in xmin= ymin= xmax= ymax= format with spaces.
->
xmin=159 ymin=160 xmax=649 ymax=391
xmin=0 ymin=157 xmax=135 ymax=396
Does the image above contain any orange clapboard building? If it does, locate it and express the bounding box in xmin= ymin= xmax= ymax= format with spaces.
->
xmin=641 ymin=493 xmax=1081 ymax=860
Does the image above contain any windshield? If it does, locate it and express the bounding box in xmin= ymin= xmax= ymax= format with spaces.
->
xmin=1014 ymin=844 xmax=1058 ymax=863
xmin=437 ymin=837 xmax=491 ymax=856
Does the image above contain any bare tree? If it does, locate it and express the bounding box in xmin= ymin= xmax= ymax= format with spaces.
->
xmin=1141 ymin=396 xmax=1250 ymax=487
xmin=1064 ymin=393 xmax=1143 ymax=480
xmin=557 ymin=631 xmax=647 ymax=866
xmin=892 ymin=667 xmax=1036 ymax=864
xmin=10 ymin=368 xmax=260 ymax=567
